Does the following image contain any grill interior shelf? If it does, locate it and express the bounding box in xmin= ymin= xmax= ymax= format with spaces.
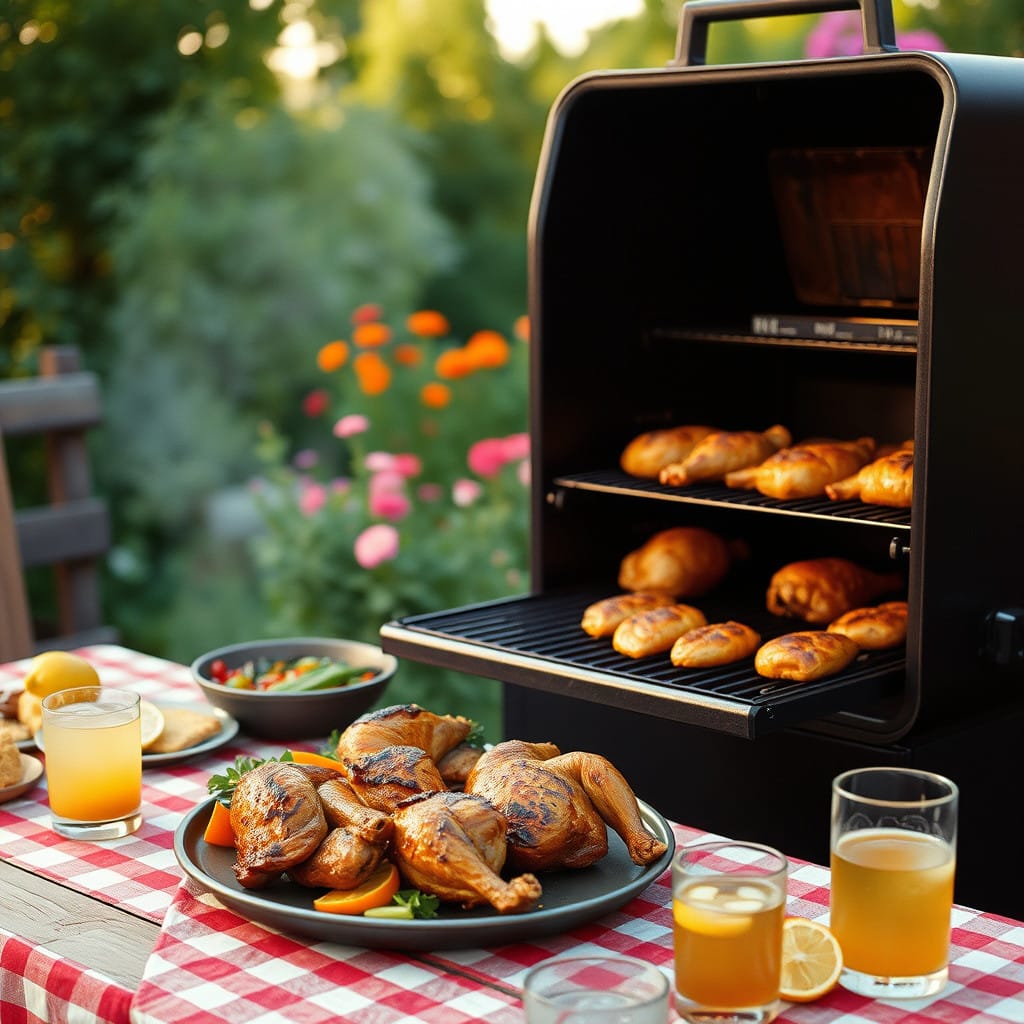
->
xmin=553 ymin=469 xmax=911 ymax=530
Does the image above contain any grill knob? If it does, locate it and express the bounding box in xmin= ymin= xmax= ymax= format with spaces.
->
xmin=889 ymin=537 xmax=911 ymax=560
xmin=983 ymin=609 xmax=1024 ymax=668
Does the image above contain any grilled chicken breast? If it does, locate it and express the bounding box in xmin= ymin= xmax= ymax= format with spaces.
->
xmin=670 ymin=620 xmax=761 ymax=668
xmin=754 ymin=631 xmax=860 ymax=682
xmin=828 ymin=600 xmax=909 ymax=650
xmin=766 ymin=557 xmax=903 ymax=624
xmin=620 ymin=424 xmax=717 ymax=478
xmin=612 ymin=603 xmax=707 ymax=659
xmin=581 ymin=591 xmax=676 ymax=638
xmin=659 ymin=424 xmax=791 ymax=486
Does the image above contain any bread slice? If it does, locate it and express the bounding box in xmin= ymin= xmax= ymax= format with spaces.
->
xmin=145 ymin=706 xmax=222 ymax=753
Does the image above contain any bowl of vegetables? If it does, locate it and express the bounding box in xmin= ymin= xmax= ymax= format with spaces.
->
xmin=190 ymin=637 xmax=398 ymax=740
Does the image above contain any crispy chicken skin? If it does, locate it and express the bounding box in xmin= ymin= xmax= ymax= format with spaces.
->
xmin=230 ymin=762 xmax=330 ymax=889
xmin=755 ymin=631 xmax=860 ymax=682
xmin=466 ymin=740 xmax=668 ymax=873
xmin=620 ymin=424 xmax=717 ymax=478
xmin=826 ymin=448 xmax=914 ymax=508
xmin=287 ymin=826 xmax=388 ymax=890
xmin=317 ymin=777 xmax=394 ymax=843
xmin=612 ymin=603 xmax=707 ymax=659
xmin=436 ymin=743 xmax=485 ymax=790
xmin=336 ymin=704 xmax=472 ymax=765
xmin=670 ymin=620 xmax=762 ymax=668
xmin=828 ymin=600 xmax=909 ymax=650
xmin=581 ymin=591 xmax=676 ymax=638
xmin=341 ymin=744 xmax=448 ymax=813
xmin=767 ymin=557 xmax=903 ymax=624
xmin=659 ymin=424 xmax=792 ymax=486
xmin=618 ymin=526 xmax=734 ymax=598
xmin=390 ymin=791 xmax=542 ymax=913
xmin=725 ymin=437 xmax=876 ymax=499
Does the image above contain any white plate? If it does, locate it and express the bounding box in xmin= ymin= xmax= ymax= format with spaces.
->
xmin=33 ymin=706 xmax=240 ymax=768
xmin=0 ymin=753 xmax=44 ymax=803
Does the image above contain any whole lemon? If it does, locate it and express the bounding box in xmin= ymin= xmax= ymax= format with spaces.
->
xmin=23 ymin=651 xmax=101 ymax=699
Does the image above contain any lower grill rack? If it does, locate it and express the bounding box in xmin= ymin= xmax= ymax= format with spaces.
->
xmin=379 ymin=591 xmax=906 ymax=739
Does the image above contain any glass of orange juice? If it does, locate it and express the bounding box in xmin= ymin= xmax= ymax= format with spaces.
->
xmin=41 ymin=687 xmax=142 ymax=840
xmin=831 ymin=767 xmax=958 ymax=999
xmin=672 ymin=840 xmax=787 ymax=1023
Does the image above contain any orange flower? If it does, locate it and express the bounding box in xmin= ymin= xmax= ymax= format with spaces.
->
xmin=513 ymin=314 xmax=530 ymax=342
xmin=420 ymin=381 xmax=451 ymax=409
xmin=354 ymin=352 xmax=392 ymax=395
xmin=435 ymin=347 xmax=475 ymax=380
xmin=394 ymin=343 xmax=423 ymax=367
xmin=465 ymin=330 xmax=509 ymax=369
xmin=353 ymin=322 xmax=392 ymax=348
xmin=351 ymin=302 xmax=383 ymax=325
xmin=406 ymin=310 xmax=451 ymax=337
xmin=317 ymin=340 xmax=350 ymax=372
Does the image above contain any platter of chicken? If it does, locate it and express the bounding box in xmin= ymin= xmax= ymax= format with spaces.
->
xmin=174 ymin=704 xmax=674 ymax=950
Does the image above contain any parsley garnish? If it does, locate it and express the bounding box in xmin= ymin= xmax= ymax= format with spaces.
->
xmin=393 ymin=888 xmax=441 ymax=919
xmin=207 ymin=752 xmax=295 ymax=806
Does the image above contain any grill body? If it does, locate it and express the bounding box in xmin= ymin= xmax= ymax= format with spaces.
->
xmin=382 ymin=29 xmax=1024 ymax=916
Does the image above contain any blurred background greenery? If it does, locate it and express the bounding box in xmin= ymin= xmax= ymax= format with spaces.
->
xmin=0 ymin=0 xmax=1015 ymax=739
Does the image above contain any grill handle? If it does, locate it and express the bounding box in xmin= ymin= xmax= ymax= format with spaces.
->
xmin=672 ymin=0 xmax=898 ymax=67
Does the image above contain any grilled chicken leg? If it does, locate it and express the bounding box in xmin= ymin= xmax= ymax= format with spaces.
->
xmin=230 ymin=762 xmax=331 ymax=888
xmin=466 ymin=740 xmax=668 ymax=873
xmin=390 ymin=791 xmax=542 ymax=913
xmin=826 ymin=447 xmax=914 ymax=507
xmin=725 ymin=437 xmax=876 ymax=499
xmin=287 ymin=827 xmax=388 ymax=890
xmin=767 ymin=557 xmax=903 ymax=624
xmin=660 ymin=424 xmax=791 ymax=486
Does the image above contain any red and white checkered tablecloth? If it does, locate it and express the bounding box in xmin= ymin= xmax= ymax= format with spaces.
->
xmin=3 ymin=646 xmax=1024 ymax=1024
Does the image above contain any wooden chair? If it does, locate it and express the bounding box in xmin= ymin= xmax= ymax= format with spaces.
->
xmin=0 ymin=346 xmax=118 ymax=662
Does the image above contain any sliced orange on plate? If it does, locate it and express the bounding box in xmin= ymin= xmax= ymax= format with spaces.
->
xmin=313 ymin=860 xmax=401 ymax=916
xmin=780 ymin=917 xmax=843 ymax=1002
xmin=202 ymin=800 xmax=236 ymax=848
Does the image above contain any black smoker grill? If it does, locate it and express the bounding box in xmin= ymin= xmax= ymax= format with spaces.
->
xmin=381 ymin=0 xmax=1024 ymax=917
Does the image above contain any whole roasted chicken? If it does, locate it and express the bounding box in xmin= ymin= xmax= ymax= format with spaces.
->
xmin=465 ymin=740 xmax=668 ymax=873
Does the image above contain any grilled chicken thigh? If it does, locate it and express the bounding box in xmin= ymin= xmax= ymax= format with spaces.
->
xmin=612 ymin=603 xmax=707 ymax=658
xmin=767 ymin=557 xmax=903 ymax=624
xmin=287 ymin=826 xmax=388 ymax=890
xmin=659 ymin=424 xmax=791 ymax=486
xmin=581 ymin=591 xmax=676 ymax=638
xmin=755 ymin=631 xmax=860 ymax=682
xmin=230 ymin=761 xmax=332 ymax=888
xmin=618 ymin=526 xmax=735 ymax=598
xmin=670 ymin=620 xmax=762 ymax=668
xmin=390 ymin=791 xmax=542 ymax=913
xmin=466 ymin=740 xmax=668 ymax=873
xmin=725 ymin=437 xmax=876 ymax=499
xmin=342 ymin=745 xmax=448 ymax=813
xmin=317 ymin=776 xmax=394 ymax=843
xmin=828 ymin=600 xmax=909 ymax=650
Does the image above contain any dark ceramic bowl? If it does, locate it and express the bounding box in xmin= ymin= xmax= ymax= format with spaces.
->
xmin=190 ymin=637 xmax=397 ymax=740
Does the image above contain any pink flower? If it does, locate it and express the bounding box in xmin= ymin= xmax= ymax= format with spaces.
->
xmin=303 ymin=389 xmax=330 ymax=417
xmin=331 ymin=477 xmax=351 ymax=495
xmin=353 ymin=524 xmax=399 ymax=568
xmin=299 ymin=482 xmax=327 ymax=516
xmin=467 ymin=438 xmax=508 ymax=478
xmin=805 ymin=11 xmax=946 ymax=58
xmin=333 ymin=414 xmax=370 ymax=439
xmin=517 ymin=459 xmax=530 ymax=487
xmin=293 ymin=449 xmax=318 ymax=470
xmin=453 ymin=478 xmax=482 ymax=507
xmin=417 ymin=482 xmax=443 ymax=502
xmin=369 ymin=470 xmax=405 ymax=495
xmin=392 ymin=453 xmax=422 ymax=478
xmin=365 ymin=451 xmax=396 ymax=473
xmin=369 ymin=489 xmax=412 ymax=520
xmin=501 ymin=433 xmax=530 ymax=462
xmin=896 ymin=29 xmax=946 ymax=51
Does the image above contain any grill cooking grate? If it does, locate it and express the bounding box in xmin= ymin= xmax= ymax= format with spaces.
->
xmin=380 ymin=590 xmax=905 ymax=739
xmin=554 ymin=470 xmax=911 ymax=529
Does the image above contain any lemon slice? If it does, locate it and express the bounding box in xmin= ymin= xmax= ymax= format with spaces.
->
xmin=140 ymin=700 xmax=166 ymax=751
xmin=23 ymin=651 xmax=100 ymax=699
xmin=780 ymin=917 xmax=843 ymax=1002
xmin=673 ymin=898 xmax=753 ymax=937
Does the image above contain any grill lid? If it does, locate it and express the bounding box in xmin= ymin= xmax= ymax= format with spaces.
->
xmin=380 ymin=590 xmax=904 ymax=739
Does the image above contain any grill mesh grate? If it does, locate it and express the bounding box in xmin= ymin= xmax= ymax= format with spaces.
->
xmin=383 ymin=591 xmax=905 ymax=738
